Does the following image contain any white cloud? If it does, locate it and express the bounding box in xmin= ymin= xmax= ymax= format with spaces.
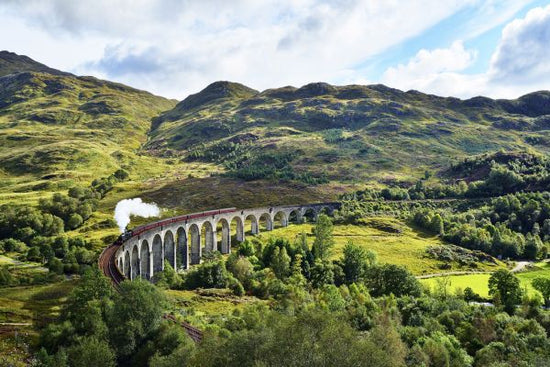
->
xmin=0 ymin=0 xmax=471 ymax=98
xmin=380 ymin=4 xmax=550 ymax=99
xmin=381 ymin=41 xmax=478 ymax=95
xmin=489 ymin=5 xmax=550 ymax=86
xmin=1 ymin=1 xmax=547 ymax=99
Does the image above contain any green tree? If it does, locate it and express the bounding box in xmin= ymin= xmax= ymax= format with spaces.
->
xmin=418 ymin=332 xmax=472 ymax=367
xmin=65 ymin=336 xmax=116 ymax=367
xmin=310 ymin=260 xmax=334 ymax=288
xmin=26 ymin=246 xmax=42 ymax=262
xmin=532 ymin=277 xmax=550 ymax=307
xmin=108 ymin=280 xmax=166 ymax=360
xmin=226 ymin=254 xmax=254 ymax=287
xmin=63 ymin=268 xmax=113 ymax=337
xmin=488 ymin=269 xmax=523 ymax=314
xmin=365 ymin=264 xmax=421 ymax=297
xmin=270 ymin=246 xmax=291 ymax=279
xmin=341 ymin=241 xmax=373 ymax=284
xmin=48 ymin=258 xmax=64 ymax=274
xmin=318 ymin=284 xmax=346 ymax=312
xmin=311 ymin=214 xmax=335 ymax=261
xmin=430 ymin=213 xmax=445 ymax=235
xmin=0 ymin=266 xmax=13 ymax=286
xmin=67 ymin=213 xmax=83 ymax=230
xmin=523 ymin=234 xmax=542 ymax=260
xmin=184 ymin=260 xmax=229 ymax=289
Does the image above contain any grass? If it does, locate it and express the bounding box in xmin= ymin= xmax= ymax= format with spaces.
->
xmin=421 ymin=274 xmax=493 ymax=298
xmin=0 ymin=280 xmax=75 ymax=325
xmin=0 ymin=280 xmax=76 ymax=365
xmin=256 ymin=217 xmax=504 ymax=275
xmin=164 ymin=288 xmax=264 ymax=327
xmin=420 ymin=262 xmax=550 ymax=299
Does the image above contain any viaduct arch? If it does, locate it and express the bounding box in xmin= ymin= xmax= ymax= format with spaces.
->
xmin=114 ymin=202 xmax=340 ymax=281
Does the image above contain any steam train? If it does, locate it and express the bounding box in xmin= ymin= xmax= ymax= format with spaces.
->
xmin=114 ymin=207 xmax=237 ymax=245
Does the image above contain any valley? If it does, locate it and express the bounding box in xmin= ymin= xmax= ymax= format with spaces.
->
xmin=0 ymin=51 xmax=549 ymax=366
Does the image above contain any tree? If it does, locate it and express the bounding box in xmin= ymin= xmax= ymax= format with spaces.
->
xmin=226 ymin=254 xmax=254 ymax=288
xmin=417 ymin=332 xmax=473 ymax=367
xmin=270 ymin=246 xmax=291 ymax=279
xmin=430 ymin=214 xmax=445 ymax=235
xmin=108 ymin=280 xmax=166 ymax=360
xmin=365 ymin=264 xmax=421 ymax=297
xmin=48 ymin=258 xmax=64 ymax=274
xmin=184 ymin=260 xmax=229 ymax=289
xmin=310 ymin=260 xmax=334 ymax=288
xmin=149 ymin=328 xmax=196 ymax=367
xmin=311 ymin=214 xmax=335 ymax=261
xmin=26 ymin=246 xmax=42 ymax=262
xmin=341 ymin=241 xmax=374 ymax=284
xmin=532 ymin=277 xmax=550 ymax=307
xmin=0 ymin=266 xmax=13 ymax=286
xmin=488 ymin=269 xmax=523 ymax=314
xmin=66 ymin=336 xmax=116 ymax=367
xmin=523 ymin=234 xmax=542 ymax=260
xmin=67 ymin=213 xmax=83 ymax=230
xmin=63 ymin=268 xmax=113 ymax=337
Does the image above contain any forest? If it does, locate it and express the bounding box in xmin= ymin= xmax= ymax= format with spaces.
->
xmin=34 ymin=215 xmax=550 ymax=366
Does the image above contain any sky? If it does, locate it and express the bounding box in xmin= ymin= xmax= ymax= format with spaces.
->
xmin=1 ymin=0 xmax=549 ymax=100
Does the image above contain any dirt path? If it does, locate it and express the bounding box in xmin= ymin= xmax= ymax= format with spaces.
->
xmin=511 ymin=261 xmax=531 ymax=273
xmin=416 ymin=271 xmax=491 ymax=279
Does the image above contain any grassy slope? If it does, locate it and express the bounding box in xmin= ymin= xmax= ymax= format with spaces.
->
xmin=0 ymin=70 xmax=176 ymax=206
xmin=256 ymin=218 xmax=504 ymax=276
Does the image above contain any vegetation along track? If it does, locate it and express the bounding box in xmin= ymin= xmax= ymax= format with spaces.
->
xmin=98 ymin=241 xmax=203 ymax=343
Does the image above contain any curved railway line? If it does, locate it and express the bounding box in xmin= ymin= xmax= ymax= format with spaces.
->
xmin=98 ymin=239 xmax=203 ymax=343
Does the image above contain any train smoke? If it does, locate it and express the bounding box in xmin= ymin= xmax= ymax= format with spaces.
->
xmin=114 ymin=198 xmax=160 ymax=233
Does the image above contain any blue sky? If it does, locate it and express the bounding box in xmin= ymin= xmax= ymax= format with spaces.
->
xmin=1 ymin=0 xmax=549 ymax=99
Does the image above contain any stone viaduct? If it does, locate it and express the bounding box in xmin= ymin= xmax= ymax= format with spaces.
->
xmin=114 ymin=202 xmax=340 ymax=280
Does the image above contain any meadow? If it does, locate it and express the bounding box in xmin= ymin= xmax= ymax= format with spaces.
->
xmin=256 ymin=217 xmax=504 ymax=275
xmin=420 ymin=261 xmax=550 ymax=299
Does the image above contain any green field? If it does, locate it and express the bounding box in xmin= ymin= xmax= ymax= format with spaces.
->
xmin=256 ymin=217 xmax=504 ymax=276
xmin=420 ymin=261 xmax=550 ymax=299
xmin=0 ymin=280 xmax=75 ymax=325
xmin=164 ymin=288 xmax=264 ymax=327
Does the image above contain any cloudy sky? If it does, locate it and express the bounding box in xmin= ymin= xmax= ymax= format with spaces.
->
xmin=1 ymin=0 xmax=549 ymax=100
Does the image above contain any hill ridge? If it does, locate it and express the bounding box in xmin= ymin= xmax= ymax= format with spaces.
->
xmin=0 ymin=50 xmax=72 ymax=78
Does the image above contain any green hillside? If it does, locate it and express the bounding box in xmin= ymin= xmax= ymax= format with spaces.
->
xmin=148 ymin=81 xmax=550 ymax=187
xmin=0 ymin=51 xmax=178 ymax=207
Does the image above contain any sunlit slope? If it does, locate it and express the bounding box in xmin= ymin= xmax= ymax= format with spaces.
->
xmin=0 ymin=52 xmax=176 ymax=203
xmin=149 ymin=81 xmax=550 ymax=183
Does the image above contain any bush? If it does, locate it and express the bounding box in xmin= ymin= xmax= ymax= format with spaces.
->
xmin=26 ymin=246 xmax=42 ymax=262
xmin=0 ymin=238 xmax=27 ymax=253
xmin=47 ymin=258 xmax=64 ymax=274
xmin=67 ymin=213 xmax=84 ymax=230
xmin=228 ymin=276 xmax=245 ymax=296
xmin=183 ymin=260 xmax=230 ymax=289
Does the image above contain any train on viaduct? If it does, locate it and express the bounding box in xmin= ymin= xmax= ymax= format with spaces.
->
xmin=112 ymin=202 xmax=341 ymax=281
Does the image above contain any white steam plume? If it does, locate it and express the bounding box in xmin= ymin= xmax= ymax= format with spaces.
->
xmin=114 ymin=198 xmax=160 ymax=233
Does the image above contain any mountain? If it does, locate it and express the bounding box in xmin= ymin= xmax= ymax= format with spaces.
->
xmin=1 ymin=51 xmax=549 ymax=213
xmin=0 ymin=50 xmax=71 ymax=77
xmin=147 ymin=81 xmax=550 ymax=185
xmin=0 ymin=52 xmax=176 ymax=196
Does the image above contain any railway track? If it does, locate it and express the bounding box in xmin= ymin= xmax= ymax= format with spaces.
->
xmin=98 ymin=241 xmax=203 ymax=342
